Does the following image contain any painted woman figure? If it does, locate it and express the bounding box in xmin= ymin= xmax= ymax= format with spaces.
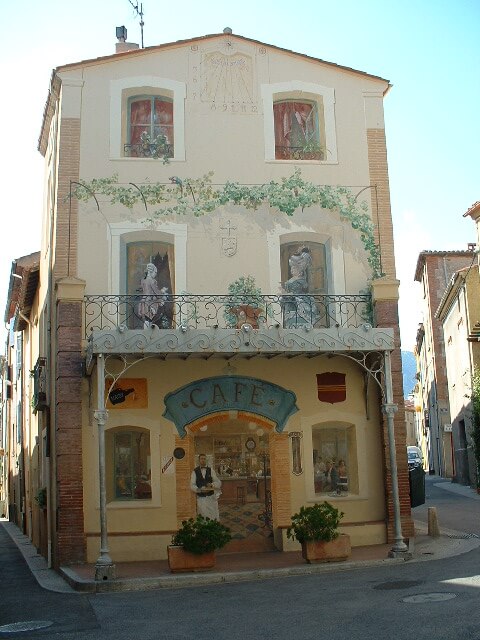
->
xmin=138 ymin=263 xmax=169 ymax=328
xmin=281 ymin=246 xmax=320 ymax=328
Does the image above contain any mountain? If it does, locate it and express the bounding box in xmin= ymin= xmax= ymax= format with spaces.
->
xmin=401 ymin=351 xmax=416 ymax=398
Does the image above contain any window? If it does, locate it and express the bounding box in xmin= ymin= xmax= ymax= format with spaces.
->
xmin=312 ymin=424 xmax=357 ymax=496
xmin=280 ymin=241 xmax=328 ymax=328
xmin=126 ymin=241 xmax=175 ymax=329
xmin=110 ymin=76 xmax=186 ymax=161
xmin=273 ymin=100 xmax=323 ymax=160
xmin=125 ymin=95 xmax=174 ymax=158
xmin=106 ymin=428 xmax=151 ymax=501
xmin=261 ymin=81 xmax=337 ymax=163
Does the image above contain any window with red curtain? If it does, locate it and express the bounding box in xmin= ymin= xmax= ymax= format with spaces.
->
xmin=127 ymin=96 xmax=174 ymax=157
xmin=273 ymin=100 xmax=321 ymax=160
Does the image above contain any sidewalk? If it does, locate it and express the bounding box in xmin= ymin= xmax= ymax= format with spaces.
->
xmin=2 ymin=480 xmax=480 ymax=594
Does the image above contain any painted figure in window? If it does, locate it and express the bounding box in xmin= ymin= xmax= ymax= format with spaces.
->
xmin=281 ymin=246 xmax=320 ymax=328
xmin=314 ymin=455 xmax=326 ymax=493
xmin=336 ymin=460 xmax=348 ymax=494
xmin=274 ymin=100 xmax=320 ymax=160
xmin=137 ymin=263 xmax=171 ymax=328
xmin=325 ymin=460 xmax=339 ymax=493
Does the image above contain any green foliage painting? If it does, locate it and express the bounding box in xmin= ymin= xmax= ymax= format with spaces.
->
xmin=72 ymin=169 xmax=383 ymax=278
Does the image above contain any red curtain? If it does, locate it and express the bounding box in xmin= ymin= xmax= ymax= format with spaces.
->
xmin=273 ymin=101 xmax=316 ymax=159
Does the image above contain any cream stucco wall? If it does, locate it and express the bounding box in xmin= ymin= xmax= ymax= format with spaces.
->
xmin=58 ymin=36 xmax=387 ymax=295
xmin=441 ymin=270 xmax=480 ymax=485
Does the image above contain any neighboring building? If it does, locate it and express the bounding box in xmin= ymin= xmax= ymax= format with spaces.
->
xmin=464 ymin=202 xmax=480 ymax=248
xmin=412 ymin=368 xmax=430 ymax=470
xmin=0 ymin=354 xmax=6 ymax=518
xmin=404 ymin=397 xmax=416 ymax=447
xmin=3 ymin=253 xmax=44 ymax=549
xmin=436 ymin=265 xmax=480 ymax=485
xmin=414 ymin=250 xmax=475 ymax=477
xmin=6 ymin=29 xmax=413 ymax=574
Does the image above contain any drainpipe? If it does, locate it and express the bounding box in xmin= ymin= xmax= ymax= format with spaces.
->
xmin=17 ymin=310 xmax=32 ymax=541
xmin=93 ymin=353 xmax=116 ymax=580
xmin=383 ymin=350 xmax=409 ymax=557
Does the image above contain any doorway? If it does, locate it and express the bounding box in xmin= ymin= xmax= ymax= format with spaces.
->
xmin=193 ymin=419 xmax=275 ymax=552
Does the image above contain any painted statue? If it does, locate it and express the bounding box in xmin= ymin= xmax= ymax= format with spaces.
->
xmin=137 ymin=263 xmax=171 ymax=328
xmin=281 ymin=246 xmax=320 ymax=328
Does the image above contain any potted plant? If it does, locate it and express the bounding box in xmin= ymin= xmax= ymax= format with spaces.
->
xmin=167 ymin=515 xmax=232 ymax=572
xmin=224 ymin=275 xmax=264 ymax=328
xmin=34 ymin=487 xmax=47 ymax=510
xmin=286 ymin=501 xmax=351 ymax=563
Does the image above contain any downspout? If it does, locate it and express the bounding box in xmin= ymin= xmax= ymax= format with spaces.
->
xmin=17 ymin=310 xmax=33 ymax=540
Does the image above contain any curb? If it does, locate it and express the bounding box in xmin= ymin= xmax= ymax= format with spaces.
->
xmin=60 ymin=556 xmax=406 ymax=593
xmin=4 ymin=514 xmax=480 ymax=594
xmin=1 ymin=520 xmax=75 ymax=594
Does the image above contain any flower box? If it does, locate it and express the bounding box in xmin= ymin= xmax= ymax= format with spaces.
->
xmin=167 ymin=545 xmax=216 ymax=573
xmin=301 ymin=534 xmax=351 ymax=563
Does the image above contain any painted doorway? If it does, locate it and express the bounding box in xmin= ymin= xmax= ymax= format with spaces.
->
xmin=193 ymin=419 xmax=275 ymax=552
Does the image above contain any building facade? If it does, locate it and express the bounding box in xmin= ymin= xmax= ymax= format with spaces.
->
xmin=436 ymin=265 xmax=480 ymax=485
xmin=414 ymin=250 xmax=476 ymax=477
xmin=7 ymin=30 xmax=413 ymax=573
xmin=3 ymin=253 xmax=44 ymax=551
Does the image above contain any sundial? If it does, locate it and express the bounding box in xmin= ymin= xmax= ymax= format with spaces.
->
xmin=190 ymin=38 xmax=260 ymax=114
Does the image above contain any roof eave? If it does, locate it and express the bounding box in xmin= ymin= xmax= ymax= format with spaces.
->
xmin=38 ymin=71 xmax=61 ymax=157
xmin=463 ymin=201 xmax=480 ymax=219
xmin=4 ymin=253 xmax=41 ymax=326
xmin=55 ymin=32 xmax=390 ymax=85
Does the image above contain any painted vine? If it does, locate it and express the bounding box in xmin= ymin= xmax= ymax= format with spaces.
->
xmin=72 ymin=169 xmax=383 ymax=278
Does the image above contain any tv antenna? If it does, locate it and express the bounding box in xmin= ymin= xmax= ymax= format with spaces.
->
xmin=128 ymin=0 xmax=145 ymax=48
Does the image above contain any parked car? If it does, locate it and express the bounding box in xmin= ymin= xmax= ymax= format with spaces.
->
xmin=407 ymin=445 xmax=423 ymax=469
xmin=407 ymin=446 xmax=426 ymax=507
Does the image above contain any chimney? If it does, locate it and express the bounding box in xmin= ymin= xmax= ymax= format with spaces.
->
xmin=115 ymin=26 xmax=139 ymax=53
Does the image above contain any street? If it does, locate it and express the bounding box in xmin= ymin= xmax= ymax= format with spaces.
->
xmin=412 ymin=475 xmax=480 ymax=535
xmin=1 ymin=476 xmax=479 ymax=640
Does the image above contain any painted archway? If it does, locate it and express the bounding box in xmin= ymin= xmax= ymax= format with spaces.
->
xmin=166 ymin=376 xmax=297 ymax=541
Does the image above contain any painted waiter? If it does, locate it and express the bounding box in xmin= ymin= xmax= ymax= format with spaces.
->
xmin=190 ymin=453 xmax=222 ymax=520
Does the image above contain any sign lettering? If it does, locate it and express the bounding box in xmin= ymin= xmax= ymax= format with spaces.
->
xmin=163 ymin=376 xmax=298 ymax=437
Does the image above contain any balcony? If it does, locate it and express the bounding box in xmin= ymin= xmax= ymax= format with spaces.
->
xmin=84 ymin=293 xmax=394 ymax=368
xmin=31 ymin=357 xmax=47 ymax=414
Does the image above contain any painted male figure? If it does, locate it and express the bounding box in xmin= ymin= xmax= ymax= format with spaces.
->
xmin=190 ymin=453 xmax=221 ymax=520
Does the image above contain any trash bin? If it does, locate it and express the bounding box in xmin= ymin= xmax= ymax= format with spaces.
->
xmin=409 ymin=464 xmax=426 ymax=507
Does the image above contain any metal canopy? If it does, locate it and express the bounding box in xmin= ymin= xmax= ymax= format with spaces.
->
xmin=85 ymin=324 xmax=395 ymax=372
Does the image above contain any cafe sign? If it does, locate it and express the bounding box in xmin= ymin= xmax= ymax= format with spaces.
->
xmin=163 ymin=376 xmax=299 ymax=437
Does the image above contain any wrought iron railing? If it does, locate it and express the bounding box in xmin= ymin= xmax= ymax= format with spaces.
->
xmin=84 ymin=293 xmax=372 ymax=337
xmin=275 ymin=146 xmax=324 ymax=161
xmin=123 ymin=142 xmax=174 ymax=159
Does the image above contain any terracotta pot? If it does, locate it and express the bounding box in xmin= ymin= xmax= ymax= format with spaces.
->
xmin=231 ymin=305 xmax=260 ymax=328
xmin=301 ymin=533 xmax=351 ymax=563
xmin=167 ymin=545 xmax=216 ymax=573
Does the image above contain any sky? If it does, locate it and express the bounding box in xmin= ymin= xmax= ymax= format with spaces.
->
xmin=1 ymin=0 xmax=479 ymax=351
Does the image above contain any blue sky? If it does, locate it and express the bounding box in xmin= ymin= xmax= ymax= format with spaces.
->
xmin=1 ymin=0 xmax=478 ymax=349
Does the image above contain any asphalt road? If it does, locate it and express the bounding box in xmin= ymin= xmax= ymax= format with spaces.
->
xmin=0 ymin=525 xmax=98 ymax=638
xmin=413 ymin=475 xmax=480 ymax=535
xmin=1 ymin=476 xmax=479 ymax=640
